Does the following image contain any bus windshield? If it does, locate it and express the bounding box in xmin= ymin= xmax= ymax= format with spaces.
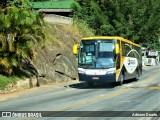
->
xmin=78 ymin=40 xmax=115 ymax=69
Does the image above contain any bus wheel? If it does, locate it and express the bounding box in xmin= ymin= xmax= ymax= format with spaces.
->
xmin=119 ymin=75 xmax=124 ymax=86
xmin=134 ymin=69 xmax=140 ymax=81
xmin=88 ymin=82 xmax=94 ymax=87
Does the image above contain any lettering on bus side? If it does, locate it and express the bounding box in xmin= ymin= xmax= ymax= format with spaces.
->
xmin=128 ymin=59 xmax=136 ymax=65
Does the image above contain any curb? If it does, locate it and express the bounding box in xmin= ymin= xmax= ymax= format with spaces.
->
xmin=0 ymin=77 xmax=37 ymax=94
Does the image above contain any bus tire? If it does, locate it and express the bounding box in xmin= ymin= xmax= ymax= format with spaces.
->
xmin=88 ymin=82 xmax=94 ymax=87
xmin=134 ymin=69 xmax=140 ymax=81
xmin=119 ymin=75 xmax=124 ymax=86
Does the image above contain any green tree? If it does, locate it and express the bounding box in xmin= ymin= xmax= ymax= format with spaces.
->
xmin=72 ymin=0 xmax=107 ymax=35
xmin=72 ymin=0 xmax=160 ymax=48
xmin=0 ymin=0 xmax=45 ymax=75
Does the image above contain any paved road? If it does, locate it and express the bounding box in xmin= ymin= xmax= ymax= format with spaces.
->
xmin=0 ymin=66 xmax=160 ymax=120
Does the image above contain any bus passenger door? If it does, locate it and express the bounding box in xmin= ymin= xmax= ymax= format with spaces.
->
xmin=115 ymin=40 xmax=121 ymax=81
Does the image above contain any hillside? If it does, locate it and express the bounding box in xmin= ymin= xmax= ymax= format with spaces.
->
xmin=35 ymin=24 xmax=80 ymax=83
xmin=0 ymin=21 xmax=94 ymax=93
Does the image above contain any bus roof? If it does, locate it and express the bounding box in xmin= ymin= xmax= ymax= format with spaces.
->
xmin=82 ymin=36 xmax=140 ymax=47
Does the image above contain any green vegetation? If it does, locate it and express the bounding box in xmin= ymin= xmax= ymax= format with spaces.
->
xmin=0 ymin=0 xmax=46 ymax=89
xmin=2 ymin=0 xmax=159 ymax=90
xmin=0 ymin=69 xmax=31 ymax=90
xmin=32 ymin=0 xmax=74 ymax=9
xmin=58 ymin=18 xmax=94 ymax=45
xmin=72 ymin=0 xmax=160 ymax=50
xmin=72 ymin=18 xmax=94 ymax=37
xmin=0 ymin=0 xmax=94 ymax=90
xmin=0 ymin=75 xmax=19 ymax=90
xmin=0 ymin=0 xmax=45 ymax=76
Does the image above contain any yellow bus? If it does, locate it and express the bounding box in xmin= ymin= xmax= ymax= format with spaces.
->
xmin=73 ymin=36 xmax=142 ymax=86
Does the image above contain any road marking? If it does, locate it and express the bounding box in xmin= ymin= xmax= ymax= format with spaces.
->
xmin=100 ymin=95 xmax=105 ymax=96
xmin=120 ymin=101 xmax=132 ymax=103
xmin=123 ymin=84 xmax=134 ymax=87
xmin=56 ymin=70 xmax=160 ymax=111
xmin=147 ymin=86 xmax=160 ymax=90
xmin=58 ymin=88 xmax=134 ymax=111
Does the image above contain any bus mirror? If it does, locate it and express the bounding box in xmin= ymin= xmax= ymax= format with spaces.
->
xmin=116 ymin=44 xmax=120 ymax=54
xmin=73 ymin=44 xmax=79 ymax=55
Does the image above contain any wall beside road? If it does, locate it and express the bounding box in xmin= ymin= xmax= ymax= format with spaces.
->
xmin=44 ymin=14 xmax=73 ymax=25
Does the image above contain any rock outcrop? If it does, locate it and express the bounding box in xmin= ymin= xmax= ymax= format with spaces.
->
xmin=0 ymin=24 xmax=81 ymax=94
xmin=35 ymin=25 xmax=79 ymax=85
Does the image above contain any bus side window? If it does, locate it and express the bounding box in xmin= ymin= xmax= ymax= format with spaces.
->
xmin=134 ymin=46 xmax=141 ymax=59
xmin=128 ymin=51 xmax=135 ymax=57
xmin=122 ymin=42 xmax=126 ymax=56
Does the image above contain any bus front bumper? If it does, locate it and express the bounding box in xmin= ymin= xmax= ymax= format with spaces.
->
xmin=78 ymin=73 xmax=116 ymax=83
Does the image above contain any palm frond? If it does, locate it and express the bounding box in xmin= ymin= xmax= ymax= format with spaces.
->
xmin=0 ymin=57 xmax=10 ymax=69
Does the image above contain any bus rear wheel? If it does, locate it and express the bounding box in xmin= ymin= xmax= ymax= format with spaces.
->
xmin=134 ymin=69 xmax=140 ymax=81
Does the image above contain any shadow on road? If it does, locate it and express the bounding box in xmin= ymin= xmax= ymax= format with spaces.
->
xmin=68 ymin=79 xmax=137 ymax=89
xmin=69 ymin=82 xmax=116 ymax=89
xmin=142 ymin=69 xmax=148 ymax=73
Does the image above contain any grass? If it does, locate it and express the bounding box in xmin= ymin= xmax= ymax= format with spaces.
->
xmin=73 ymin=18 xmax=95 ymax=37
xmin=0 ymin=75 xmax=20 ymax=90
xmin=61 ymin=18 xmax=95 ymax=43
xmin=41 ymin=24 xmax=63 ymax=47
xmin=0 ymin=69 xmax=32 ymax=90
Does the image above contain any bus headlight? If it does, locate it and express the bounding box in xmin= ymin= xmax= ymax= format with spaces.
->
xmin=107 ymin=70 xmax=115 ymax=74
xmin=78 ymin=70 xmax=86 ymax=74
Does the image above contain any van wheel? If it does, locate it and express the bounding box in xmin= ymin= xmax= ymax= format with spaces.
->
xmin=88 ymin=82 xmax=94 ymax=87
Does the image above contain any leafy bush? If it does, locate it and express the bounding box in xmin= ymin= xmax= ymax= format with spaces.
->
xmin=72 ymin=0 xmax=160 ymax=49
xmin=0 ymin=0 xmax=45 ymax=75
xmin=73 ymin=18 xmax=95 ymax=37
